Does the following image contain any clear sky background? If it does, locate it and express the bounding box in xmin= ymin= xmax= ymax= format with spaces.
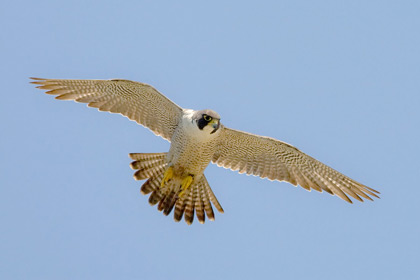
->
xmin=1 ymin=1 xmax=419 ymax=279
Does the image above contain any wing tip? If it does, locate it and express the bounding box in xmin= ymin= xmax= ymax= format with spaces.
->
xmin=29 ymin=77 xmax=45 ymax=80
xmin=366 ymin=186 xmax=381 ymax=194
xmin=30 ymin=77 xmax=47 ymax=85
xmin=341 ymin=196 xmax=353 ymax=204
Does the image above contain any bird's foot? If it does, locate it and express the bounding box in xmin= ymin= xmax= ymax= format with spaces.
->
xmin=161 ymin=166 xmax=174 ymax=188
xmin=178 ymin=175 xmax=194 ymax=198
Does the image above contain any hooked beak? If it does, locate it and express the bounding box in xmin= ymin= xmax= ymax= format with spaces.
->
xmin=210 ymin=119 xmax=220 ymax=134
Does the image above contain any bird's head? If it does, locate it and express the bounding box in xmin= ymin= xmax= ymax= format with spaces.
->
xmin=192 ymin=109 xmax=221 ymax=135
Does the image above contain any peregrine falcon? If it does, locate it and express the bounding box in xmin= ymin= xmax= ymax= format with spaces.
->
xmin=31 ymin=77 xmax=380 ymax=224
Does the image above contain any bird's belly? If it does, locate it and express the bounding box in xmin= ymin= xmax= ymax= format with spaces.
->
xmin=167 ymin=135 xmax=216 ymax=179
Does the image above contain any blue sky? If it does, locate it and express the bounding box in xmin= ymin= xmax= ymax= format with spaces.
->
xmin=1 ymin=1 xmax=419 ymax=279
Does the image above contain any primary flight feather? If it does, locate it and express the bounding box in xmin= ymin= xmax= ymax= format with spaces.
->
xmin=31 ymin=77 xmax=380 ymax=224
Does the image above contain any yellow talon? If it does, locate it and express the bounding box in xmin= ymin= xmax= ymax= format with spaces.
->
xmin=178 ymin=175 xmax=194 ymax=197
xmin=161 ymin=166 xmax=174 ymax=188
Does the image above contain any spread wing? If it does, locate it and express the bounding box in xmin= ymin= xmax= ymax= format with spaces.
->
xmin=212 ymin=127 xmax=380 ymax=203
xmin=31 ymin=78 xmax=183 ymax=141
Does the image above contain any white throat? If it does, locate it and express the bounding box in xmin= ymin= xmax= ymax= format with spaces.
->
xmin=181 ymin=109 xmax=220 ymax=141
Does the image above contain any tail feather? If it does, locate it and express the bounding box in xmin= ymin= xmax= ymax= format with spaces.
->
xmin=130 ymin=152 xmax=224 ymax=224
xmin=129 ymin=152 xmax=167 ymax=161
xmin=140 ymin=169 xmax=165 ymax=195
xmin=149 ymin=189 xmax=164 ymax=205
xmin=130 ymin=153 xmax=167 ymax=181
xmin=201 ymin=183 xmax=215 ymax=221
xmin=174 ymin=198 xmax=187 ymax=222
xmin=130 ymin=156 xmax=166 ymax=170
xmin=157 ymin=195 xmax=165 ymax=211
xmin=195 ymin=182 xmax=206 ymax=224
xmin=202 ymin=176 xmax=224 ymax=213
xmin=162 ymin=190 xmax=178 ymax=216
xmin=184 ymin=189 xmax=195 ymax=225
xmin=133 ymin=162 xmax=166 ymax=181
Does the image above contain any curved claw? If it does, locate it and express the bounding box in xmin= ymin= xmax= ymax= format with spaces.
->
xmin=161 ymin=166 xmax=174 ymax=188
xmin=179 ymin=175 xmax=194 ymax=197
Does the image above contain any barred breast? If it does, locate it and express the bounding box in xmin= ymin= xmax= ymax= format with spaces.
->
xmin=167 ymin=111 xmax=221 ymax=179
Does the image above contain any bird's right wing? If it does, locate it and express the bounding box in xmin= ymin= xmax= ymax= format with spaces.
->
xmin=31 ymin=78 xmax=183 ymax=141
xmin=212 ymin=127 xmax=380 ymax=203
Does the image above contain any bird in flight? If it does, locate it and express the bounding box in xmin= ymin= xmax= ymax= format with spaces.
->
xmin=31 ymin=77 xmax=380 ymax=224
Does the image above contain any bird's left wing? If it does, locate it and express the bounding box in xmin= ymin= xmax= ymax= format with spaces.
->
xmin=212 ymin=127 xmax=380 ymax=203
xmin=31 ymin=78 xmax=183 ymax=141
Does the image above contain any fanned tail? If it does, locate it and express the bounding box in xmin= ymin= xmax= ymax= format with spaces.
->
xmin=129 ymin=152 xmax=167 ymax=194
xmin=129 ymin=152 xmax=224 ymax=225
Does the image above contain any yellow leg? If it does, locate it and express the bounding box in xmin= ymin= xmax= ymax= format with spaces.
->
xmin=178 ymin=175 xmax=194 ymax=198
xmin=161 ymin=166 xmax=174 ymax=188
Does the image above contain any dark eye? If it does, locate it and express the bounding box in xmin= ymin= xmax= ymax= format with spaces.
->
xmin=203 ymin=115 xmax=212 ymax=122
